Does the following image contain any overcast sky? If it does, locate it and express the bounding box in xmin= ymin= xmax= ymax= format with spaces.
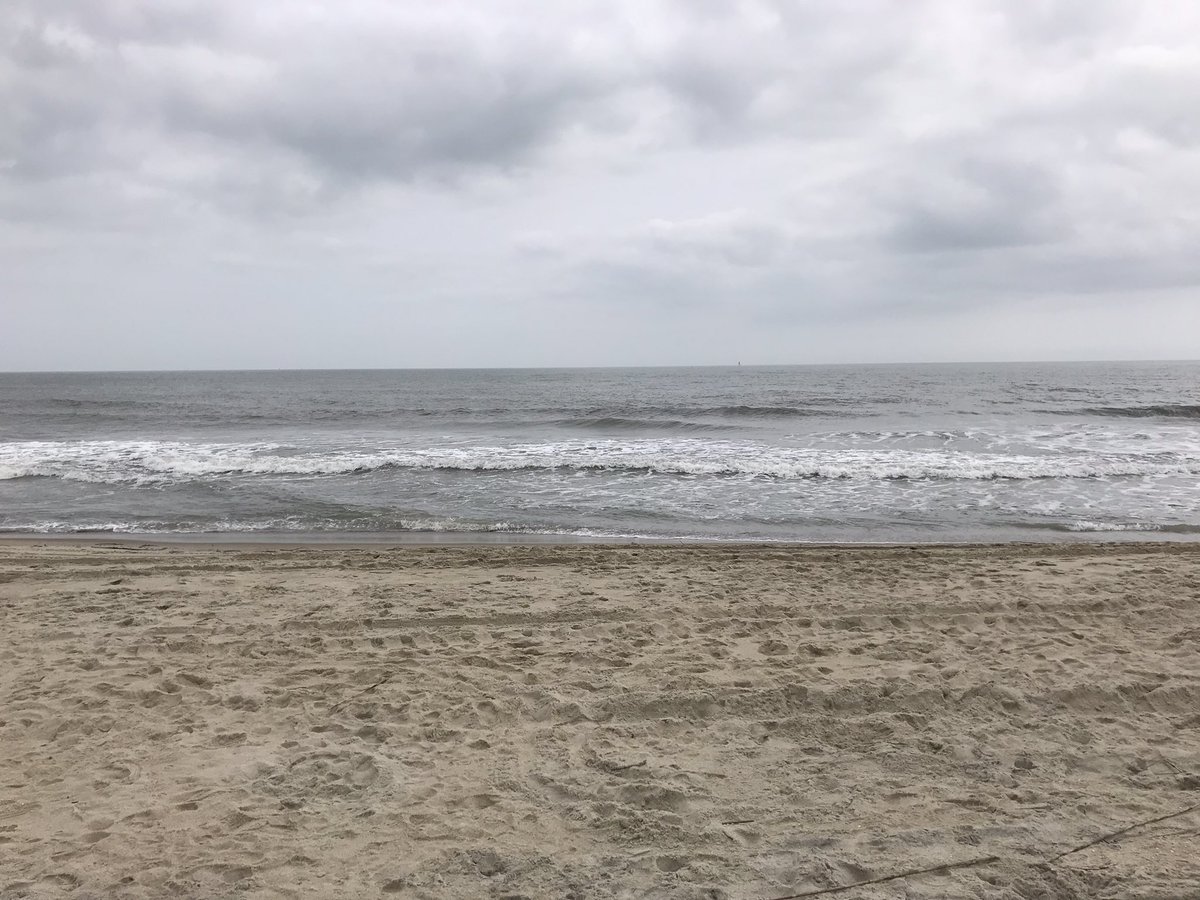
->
xmin=3 ymin=1 xmax=1199 ymax=370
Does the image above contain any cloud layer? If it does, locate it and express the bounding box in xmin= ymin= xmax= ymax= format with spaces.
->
xmin=3 ymin=1 xmax=1198 ymax=368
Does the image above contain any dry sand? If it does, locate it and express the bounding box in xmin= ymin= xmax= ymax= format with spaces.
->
xmin=1 ymin=541 xmax=1199 ymax=899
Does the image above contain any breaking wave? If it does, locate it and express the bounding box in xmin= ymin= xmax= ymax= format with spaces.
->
xmin=3 ymin=439 xmax=1199 ymax=485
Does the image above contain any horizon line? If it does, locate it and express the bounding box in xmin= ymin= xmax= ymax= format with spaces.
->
xmin=2 ymin=357 xmax=1198 ymax=376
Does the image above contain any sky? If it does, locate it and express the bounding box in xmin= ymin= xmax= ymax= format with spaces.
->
xmin=2 ymin=0 xmax=1199 ymax=371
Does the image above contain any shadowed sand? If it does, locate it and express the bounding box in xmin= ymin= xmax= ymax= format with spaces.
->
xmin=1 ymin=542 xmax=1198 ymax=898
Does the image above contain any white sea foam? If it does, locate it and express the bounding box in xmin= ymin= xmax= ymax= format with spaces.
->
xmin=2 ymin=438 xmax=1199 ymax=484
xmin=1064 ymin=520 xmax=1163 ymax=533
xmin=2 ymin=516 xmax=539 ymax=535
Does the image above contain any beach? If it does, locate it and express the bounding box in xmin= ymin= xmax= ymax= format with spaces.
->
xmin=2 ymin=541 xmax=1198 ymax=899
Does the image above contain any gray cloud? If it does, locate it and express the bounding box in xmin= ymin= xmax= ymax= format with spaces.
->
xmin=2 ymin=1 xmax=1199 ymax=369
xmin=2 ymin=1 xmax=929 ymax=194
xmin=879 ymin=153 xmax=1065 ymax=253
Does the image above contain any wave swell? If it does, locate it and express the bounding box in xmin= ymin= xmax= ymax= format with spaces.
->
xmin=1078 ymin=404 xmax=1200 ymax=420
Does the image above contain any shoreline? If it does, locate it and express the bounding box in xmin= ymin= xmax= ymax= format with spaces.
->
xmin=3 ymin=531 xmax=1200 ymax=551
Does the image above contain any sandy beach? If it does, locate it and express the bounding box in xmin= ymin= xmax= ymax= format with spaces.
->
xmin=1 ymin=541 xmax=1198 ymax=899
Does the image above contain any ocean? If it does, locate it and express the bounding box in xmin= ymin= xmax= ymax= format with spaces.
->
xmin=1 ymin=363 xmax=1197 ymax=542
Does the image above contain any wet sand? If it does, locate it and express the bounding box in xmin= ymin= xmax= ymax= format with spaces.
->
xmin=1 ymin=541 xmax=1198 ymax=899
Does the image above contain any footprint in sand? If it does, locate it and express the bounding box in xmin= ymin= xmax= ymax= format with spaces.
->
xmin=255 ymin=751 xmax=390 ymax=803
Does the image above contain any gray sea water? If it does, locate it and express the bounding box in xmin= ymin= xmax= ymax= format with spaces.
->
xmin=1 ymin=363 xmax=1198 ymax=542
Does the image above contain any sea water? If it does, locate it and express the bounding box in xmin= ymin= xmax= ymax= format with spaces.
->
xmin=1 ymin=362 xmax=1197 ymax=542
